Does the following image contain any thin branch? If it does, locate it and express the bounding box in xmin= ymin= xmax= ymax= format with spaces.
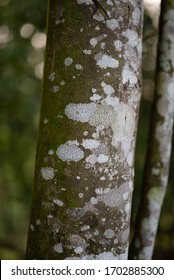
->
xmin=129 ymin=0 xmax=174 ymax=260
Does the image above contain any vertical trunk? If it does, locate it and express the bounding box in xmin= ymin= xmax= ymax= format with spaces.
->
xmin=26 ymin=0 xmax=143 ymax=260
xmin=129 ymin=0 xmax=174 ymax=260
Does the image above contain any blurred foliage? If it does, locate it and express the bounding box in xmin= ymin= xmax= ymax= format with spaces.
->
xmin=0 ymin=0 xmax=173 ymax=259
xmin=0 ymin=0 xmax=47 ymax=259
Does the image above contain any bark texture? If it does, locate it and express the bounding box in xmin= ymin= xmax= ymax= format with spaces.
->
xmin=129 ymin=0 xmax=174 ymax=260
xmin=26 ymin=0 xmax=143 ymax=260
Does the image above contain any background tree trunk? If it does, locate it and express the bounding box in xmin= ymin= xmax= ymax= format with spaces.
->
xmin=26 ymin=0 xmax=143 ymax=260
xmin=129 ymin=0 xmax=174 ymax=260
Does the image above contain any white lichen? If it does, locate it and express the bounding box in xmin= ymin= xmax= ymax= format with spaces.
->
xmin=30 ymin=224 xmax=34 ymax=231
xmin=48 ymin=72 xmax=55 ymax=81
xmin=81 ymin=225 xmax=90 ymax=231
xmin=53 ymin=243 xmax=63 ymax=253
xmin=151 ymin=167 xmax=160 ymax=175
xmin=122 ymin=29 xmax=138 ymax=48
xmin=125 ymin=202 xmax=131 ymax=213
xmin=126 ymin=150 xmax=133 ymax=166
xmin=100 ymin=42 xmax=105 ymax=49
xmin=51 ymin=85 xmax=59 ymax=93
xmin=40 ymin=167 xmax=54 ymax=180
xmin=78 ymin=193 xmax=84 ymax=198
xmin=97 ymin=154 xmax=109 ymax=163
xmin=75 ymin=64 xmax=83 ymax=70
xmin=100 ymin=183 xmax=130 ymax=208
xmin=114 ymin=39 xmax=123 ymax=51
xmin=83 ymin=131 xmax=88 ymax=136
xmin=82 ymin=139 xmax=100 ymax=149
xmin=103 ymin=96 xmax=119 ymax=107
xmin=85 ymin=154 xmax=98 ymax=164
xmin=106 ymin=19 xmax=119 ymax=31
xmin=123 ymin=192 xmax=129 ymax=200
xmin=104 ymin=229 xmax=115 ymax=239
xmin=90 ymin=94 xmax=102 ymax=101
xmin=83 ymin=49 xmax=92 ymax=55
xmin=53 ymin=199 xmax=64 ymax=207
xmin=77 ymin=0 xmax=91 ymax=5
xmin=64 ymin=57 xmax=73 ymax=66
xmin=96 ymin=54 xmax=119 ymax=69
xmin=94 ymin=229 xmax=99 ymax=236
xmin=74 ymin=246 xmax=84 ymax=254
xmin=132 ymin=7 xmax=141 ymax=25
xmin=101 ymin=82 xmax=115 ymax=95
xmin=122 ymin=64 xmax=137 ymax=85
xmin=147 ymin=187 xmax=164 ymax=205
xmin=65 ymin=103 xmax=96 ymax=123
xmin=48 ymin=149 xmax=54 ymax=155
xmin=90 ymin=37 xmax=98 ymax=47
xmin=43 ymin=118 xmax=48 ymax=124
xmin=60 ymin=80 xmax=65 ymax=86
xmin=36 ymin=219 xmax=41 ymax=225
xmin=90 ymin=197 xmax=98 ymax=205
xmin=56 ymin=143 xmax=84 ymax=162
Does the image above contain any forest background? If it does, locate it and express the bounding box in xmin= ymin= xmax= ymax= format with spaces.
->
xmin=0 ymin=0 xmax=174 ymax=259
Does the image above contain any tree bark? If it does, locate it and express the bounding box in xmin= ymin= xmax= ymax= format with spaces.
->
xmin=26 ymin=0 xmax=143 ymax=260
xmin=129 ymin=0 xmax=174 ymax=260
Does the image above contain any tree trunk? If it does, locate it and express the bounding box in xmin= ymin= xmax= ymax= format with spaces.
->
xmin=129 ymin=0 xmax=174 ymax=260
xmin=26 ymin=0 xmax=143 ymax=260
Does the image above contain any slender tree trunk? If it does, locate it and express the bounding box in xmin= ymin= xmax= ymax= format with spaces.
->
xmin=26 ymin=0 xmax=143 ymax=260
xmin=129 ymin=0 xmax=174 ymax=260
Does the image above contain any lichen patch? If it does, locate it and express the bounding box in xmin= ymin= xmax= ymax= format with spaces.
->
xmin=56 ymin=143 xmax=84 ymax=162
xmin=96 ymin=54 xmax=119 ymax=69
xmin=53 ymin=243 xmax=63 ymax=253
xmin=40 ymin=167 xmax=54 ymax=180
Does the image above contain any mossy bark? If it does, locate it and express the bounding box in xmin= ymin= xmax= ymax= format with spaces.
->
xmin=129 ymin=0 xmax=174 ymax=260
xmin=26 ymin=0 xmax=143 ymax=260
